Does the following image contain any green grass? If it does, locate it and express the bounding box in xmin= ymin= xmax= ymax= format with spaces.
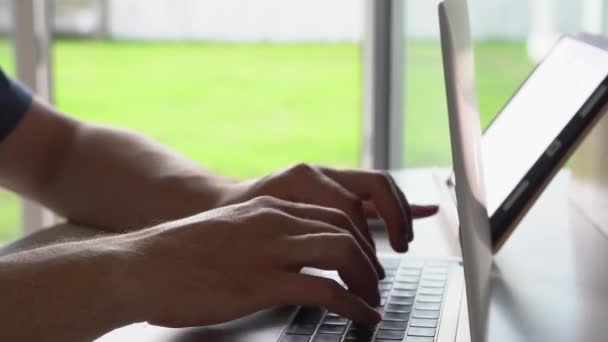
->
xmin=405 ymin=41 xmax=534 ymax=166
xmin=0 ymin=39 xmax=533 ymax=240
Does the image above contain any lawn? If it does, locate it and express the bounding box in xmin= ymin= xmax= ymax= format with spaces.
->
xmin=0 ymin=39 xmax=533 ymax=240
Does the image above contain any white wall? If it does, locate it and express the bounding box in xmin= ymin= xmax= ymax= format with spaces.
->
xmin=106 ymin=0 xmax=584 ymax=42
xmin=108 ymin=0 xmax=364 ymax=42
xmin=0 ymin=0 xmax=596 ymax=42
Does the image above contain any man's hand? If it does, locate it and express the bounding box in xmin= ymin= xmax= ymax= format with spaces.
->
xmin=0 ymin=195 xmax=384 ymax=341
xmin=125 ymin=196 xmax=383 ymax=328
xmin=219 ymin=164 xmax=438 ymax=258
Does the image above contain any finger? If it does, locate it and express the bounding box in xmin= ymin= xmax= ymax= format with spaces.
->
xmin=285 ymin=166 xmax=378 ymax=252
xmin=275 ymin=273 xmax=381 ymax=324
xmin=362 ymin=201 xmax=379 ymax=218
xmin=280 ymin=233 xmax=380 ymax=307
xmin=384 ymin=174 xmax=415 ymax=242
xmin=267 ymin=200 xmax=384 ymax=279
xmin=411 ymin=204 xmax=439 ymax=218
xmin=319 ymin=167 xmax=410 ymax=253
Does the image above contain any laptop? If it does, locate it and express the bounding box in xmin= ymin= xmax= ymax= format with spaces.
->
xmin=96 ymin=0 xmax=490 ymax=341
xmin=443 ymin=25 xmax=608 ymax=254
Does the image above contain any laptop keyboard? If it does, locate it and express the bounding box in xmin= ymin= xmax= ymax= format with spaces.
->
xmin=279 ymin=258 xmax=450 ymax=342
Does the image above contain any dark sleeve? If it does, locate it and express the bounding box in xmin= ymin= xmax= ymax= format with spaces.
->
xmin=0 ymin=68 xmax=33 ymax=143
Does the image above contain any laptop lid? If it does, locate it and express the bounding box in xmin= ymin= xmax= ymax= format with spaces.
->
xmin=438 ymin=0 xmax=492 ymax=341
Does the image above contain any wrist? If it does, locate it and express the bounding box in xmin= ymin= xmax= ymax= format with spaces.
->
xmin=0 ymin=239 xmax=143 ymax=341
xmin=97 ymin=235 xmax=151 ymax=326
xmin=215 ymin=178 xmax=257 ymax=208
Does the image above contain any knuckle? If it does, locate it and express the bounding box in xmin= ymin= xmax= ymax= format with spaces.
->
xmin=253 ymin=195 xmax=279 ymax=207
xmin=253 ymin=207 xmax=281 ymax=220
xmin=289 ymin=163 xmax=317 ymax=177
xmin=348 ymin=197 xmax=364 ymax=213
xmin=327 ymin=208 xmax=352 ymax=229
xmin=374 ymin=170 xmax=393 ymax=188
xmin=338 ymin=234 xmax=360 ymax=257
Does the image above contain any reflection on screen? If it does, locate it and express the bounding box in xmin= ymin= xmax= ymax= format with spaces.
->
xmin=483 ymin=37 xmax=608 ymax=214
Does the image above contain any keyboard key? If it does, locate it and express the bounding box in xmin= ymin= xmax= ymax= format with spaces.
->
xmin=317 ymin=324 xmax=346 ymax=334
xmin=349 ymin=322 xmax=377 ymax=332
xmin=417 ymin=295 xmax=442 ymax=303
xmin=280 ymin=335 xmax=311 ymax=342
xmin=378 ymin=320 xmax=408 ymax=330
xmin=420 ymin=281 xmax=445 ymax=288
xmin=379 ymin=283 xmax=392 ymax=291
xmin=407 ymin=327 xmax=436 ymax=337
xmin=415 ymin=302 xmax=441 ymax=311
xmin=379 ymin=278 xmax=394 ymax=285
xmin=398 ymin=269 xmax=421 ymax=277
xmin=396 ymin=275 xmax=419 ymax=283
xmin=388 ymin=297 xmax=414 ymax=305
xmin=375 ymin=329 xmax=405 ymax=340
xmin=385 ymin=304 xmax=412 ymax=313
xmin=383 ymin=311 xmax=410 ymax=321
xmin=410 ymin=318 xmax=438 ymax=328
xmin=400 ymin=261 xmax=424 ymax=268
xmin=381 ymin=258 xmax=401 ymax=267
xmin=294 ymin=307 xmax=325 ymax=324
xmin=394 ymin=283 xmax=418 ymax=291
xmin=312 ymin=334 xmax=341 ymax=342
xmin=404 ymin=337 xmax=434 ymax=342
xmin=423 ymin=274 xmax=447 ymax=281
xmin=345 ymin=328 xmax=374 ymax=341
xmin=323 ymin=315 xmax=349 ymax=326
xmin=392 ymin=290 xmax=416 ymax=297
xmin=418 ymin=288 xmax=443 ymax=296
xmin=380 ymin=290 xmax=391 ymax=298
xmin=287 ymin=324 xmax=316 ymax=335
xmin=412 ymin=310 xmax=440 ymax=319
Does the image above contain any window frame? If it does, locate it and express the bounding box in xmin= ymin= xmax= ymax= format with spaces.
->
xmin=12 ymin=0 xmax=56 ymax=233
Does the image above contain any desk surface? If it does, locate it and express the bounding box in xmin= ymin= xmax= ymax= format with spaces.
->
xmin=392 ymin=169 xmax=608 ymax=342
xmin=1 ymin=169 xmax=607 ymax=342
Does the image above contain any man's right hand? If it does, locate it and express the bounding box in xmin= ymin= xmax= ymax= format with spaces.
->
xmin=122 ymin=196 xmax=383 ymax=328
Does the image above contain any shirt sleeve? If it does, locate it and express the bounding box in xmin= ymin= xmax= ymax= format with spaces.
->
xmin=0 ymin=68 xmax=33 ymax=143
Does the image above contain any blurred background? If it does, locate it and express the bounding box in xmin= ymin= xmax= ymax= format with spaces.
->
xmin=0 ymin=0 xmax=606 ymax=240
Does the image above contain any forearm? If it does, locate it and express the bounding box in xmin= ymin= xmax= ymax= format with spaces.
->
xmin=42 ymin=121 xmax=232 ymax=230
xmin=0 ymin=239 xmax=138 ymax=341
xmin=0 ymin=99 xmax=233 ymax=231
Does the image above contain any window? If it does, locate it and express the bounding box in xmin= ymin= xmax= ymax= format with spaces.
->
xmin=1 ymin=0 xmax=604 ymax=240
xmin=52 ymin=0 xmax=365 ymax=179
xmin=403 ymin=0 xmax=535 ymax=167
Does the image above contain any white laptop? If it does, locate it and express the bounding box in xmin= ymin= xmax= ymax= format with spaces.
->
xmin=96 ymin=0 xmax=491 ymax=341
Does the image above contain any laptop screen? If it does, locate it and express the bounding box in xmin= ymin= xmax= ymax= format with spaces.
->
xmin=482 ymin=37 xmax=608 ymax=214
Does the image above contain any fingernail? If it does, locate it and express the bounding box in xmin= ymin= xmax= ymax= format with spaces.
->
xmin=371 ymin=309 xmax=382 ymax=324
xmin=378 ymin=263 xmax=386 ymax=279
xmin=422 ymin=205 xmax=439 ymax=214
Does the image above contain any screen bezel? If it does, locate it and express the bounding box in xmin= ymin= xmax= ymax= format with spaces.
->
xmin=448 ymin=35 xmax=608 ymax=252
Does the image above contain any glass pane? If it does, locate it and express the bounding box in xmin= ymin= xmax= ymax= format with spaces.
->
xmin=404 ymin=0 xmax=538 ymax=167
xmin=52 ymin=0 xmax=363 ymax=179
xmin=0 ymin=0 xmax=21 ymax=241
